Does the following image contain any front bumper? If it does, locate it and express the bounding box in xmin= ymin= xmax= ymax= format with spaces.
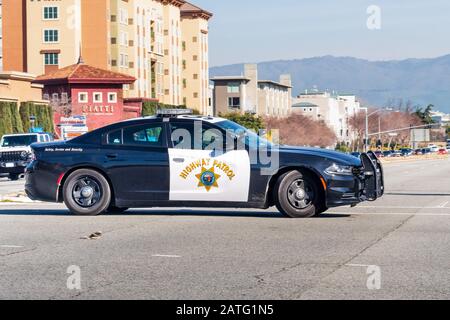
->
xmin=326 ymin=152 xmax=384 ymax=208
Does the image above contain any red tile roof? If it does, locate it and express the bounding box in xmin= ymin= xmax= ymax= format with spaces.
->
xmin=180 ymin=2 xmax=212 ymax=19
xmin=34 ymin=63 xmax=136 ymax=85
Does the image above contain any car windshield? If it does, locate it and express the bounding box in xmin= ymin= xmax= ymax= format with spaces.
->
xmin=1 ymin=135 xmax=38 ymax=147
xmin=215 ymin=120 xmax=273 ymax=149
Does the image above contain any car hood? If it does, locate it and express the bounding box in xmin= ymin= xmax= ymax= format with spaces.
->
xmin=279 ymin=146 xmax=362 ymax=166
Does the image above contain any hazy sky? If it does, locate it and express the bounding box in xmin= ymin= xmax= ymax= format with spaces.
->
xmin=193 ymin=0 xmax=450 ymax=67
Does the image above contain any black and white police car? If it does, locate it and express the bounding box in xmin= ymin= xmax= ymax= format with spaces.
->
xmin=25 ymin=110 xmax=384 ymax=217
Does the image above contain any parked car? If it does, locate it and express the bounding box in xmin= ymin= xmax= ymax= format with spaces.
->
xmin=414 ymin=149 xmax=423 ymax=155
xmin=428 ymin=144 xmax=439 ymax=153
xmin=350 ymin=152 xmax=362 ymax=159
xmin=438 ymin=148 xmax=448 ymax=155
xmin=374 ymin=151 xmax=383 ymax=158
xmin=401 ymin=148 xmax=413 ymax=157
xmin=422 ymin=148 xmax=432 ymax=155
xmin=383 ymin=151 xmax=393 ymax=158
xmin=25 ymin=110 xmax=385 ymax=217
xmin=391 ymin=150 xmax=402 ymax=157
xmin=0 ymin=133 xmax=53 ymax=180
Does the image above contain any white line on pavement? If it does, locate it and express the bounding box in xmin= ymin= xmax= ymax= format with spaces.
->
xmin=437 ymin=201 xmax=449 ymax=208
xmin=346 ymin=264 xmax=372 ymax=268
xmin=0 ymin=245 xmax=24 ymax=248
xmin=152 ymin=254 xmax=181 ymax=258
xmin=356 ymin=205 xmax=450 ymax=209
xmin=331 ymin=212 xmax=450 ymax=216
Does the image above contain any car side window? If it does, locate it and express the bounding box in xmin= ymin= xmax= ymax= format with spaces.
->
xmin=108 ymin=130 xmax=123 ymax=145
xmin=122 ymin=124 xmax=164 ymax=147
xmin=170 ymin=122 xmax=225 ymax=151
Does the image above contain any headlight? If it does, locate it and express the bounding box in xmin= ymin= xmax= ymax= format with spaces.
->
xmin=20 ymin=151 xmax=29 ymax=160
xmin=325 ymin=163 xmax=354 ymax=176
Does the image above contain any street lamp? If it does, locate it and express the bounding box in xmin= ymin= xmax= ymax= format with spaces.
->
xmin=360 ymin=108 xmax=394 ymax=152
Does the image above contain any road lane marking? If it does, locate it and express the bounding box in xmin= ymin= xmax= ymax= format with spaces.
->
xmin=0 ymin=245 xmax=24 ymax=248
xmin=330 ymin=212 xmax=450 ymax=216
xmin=356 ymin=205 xmax=450 ymax=209
xmin=152 ymin=254 xmax=181 ymax=258
xmin=437 ymin=201 xmax=449 ymax=208
xmin=346 ymin=264 xmax=372 ymax=268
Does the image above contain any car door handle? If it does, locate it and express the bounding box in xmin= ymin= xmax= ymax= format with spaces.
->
xmin=106 ymin=154 xmax=118 ymax=159
xmin=173 ymin=158 xmax=185 ymax=163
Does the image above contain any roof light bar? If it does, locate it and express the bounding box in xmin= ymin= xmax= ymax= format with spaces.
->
xmin=156 ymin=109 xmax=194 ymax=117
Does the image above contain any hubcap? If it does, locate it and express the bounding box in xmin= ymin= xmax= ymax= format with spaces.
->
xmin=72 ymin=176 xmax=102 ymax=208
xmin=287 ymin=179 xmax=314 ymax=209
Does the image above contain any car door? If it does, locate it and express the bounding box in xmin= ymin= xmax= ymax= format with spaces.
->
xmin=168 ymin=120 xmax=251 ymax=203
xmin=104 ymin=122 xmax=170 ymax=203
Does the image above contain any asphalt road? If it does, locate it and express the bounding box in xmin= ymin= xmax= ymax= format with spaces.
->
xmin=0 ymin=158 xmax=449 ymax=300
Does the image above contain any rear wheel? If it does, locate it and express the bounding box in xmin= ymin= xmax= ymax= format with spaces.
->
xmin=63 ymin=169 xmax=111 ymax=216
xmin=274 ymin=170 xmax=323 ymax=218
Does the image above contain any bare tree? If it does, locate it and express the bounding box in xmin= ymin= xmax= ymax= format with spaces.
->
xmin=265 ymin=114 xmax=336 ymax=147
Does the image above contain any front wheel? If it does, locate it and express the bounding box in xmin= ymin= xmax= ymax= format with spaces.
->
xmin=274 ymin=170 xmax=323 ymax=218
xmin=63 ymin=169 xmax=111 ymax=216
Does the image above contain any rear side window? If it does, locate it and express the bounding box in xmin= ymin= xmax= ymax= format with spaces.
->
xmin=107 ymin=124 xmax=165 ymax=147
xmin=108 ymin=130 xmax=122 ymax=145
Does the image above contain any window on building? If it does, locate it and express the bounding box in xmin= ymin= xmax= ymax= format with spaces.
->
xmin=108 ymin=92 xmax=118 ymax=103
xmin=228 ymin=97 xmax=240 ymax=108
xmin=78 ymin=92 xmax=88 ymax=103
xmin=227 ymin=82 xmax=240 ymax=93
xmin=93 ymin=93 xmax=103 ymax=103
xmin=43 ymin=29 xmax=59 ymax=43
xmin=44 ymin=53 xmax=59 ymax=65
xmin=61 ymin=92 xmax=68 ymax=104
xmin=119 ymin=54 xmax=129 ymax=67
xmin=193 ymin=74 xmax=198 ymax=80
xmin=43 ymin=7 xmax=58 ymax=20
xmin=193 ymin=92 xmax=198 ymax=98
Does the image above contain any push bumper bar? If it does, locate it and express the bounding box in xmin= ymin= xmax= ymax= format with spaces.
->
xmin=360 ymin=151 xmax=385 ymax=201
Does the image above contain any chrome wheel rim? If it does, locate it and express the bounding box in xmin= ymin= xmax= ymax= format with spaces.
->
xmin=287 ymin=179 xmax=314 ymax=209
xmin=72 ymin=176 xmax=102 ymax=208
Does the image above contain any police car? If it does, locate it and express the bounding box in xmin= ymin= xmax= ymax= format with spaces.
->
xmin=25 ymin=110 xmax=384 ymax=217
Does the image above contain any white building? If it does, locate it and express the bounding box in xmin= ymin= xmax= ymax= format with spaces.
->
xmin=292 ymin=91 xmax=361 ymax=144
xmin=431 ymin=111 xmax=450 ymax=126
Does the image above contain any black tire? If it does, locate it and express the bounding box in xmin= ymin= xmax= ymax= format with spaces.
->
xmin=274 ymin=170 xmax=323 ymax=218
xmin=62 ymin=169 xmax=111 ymax=216
xmin=107 ymin=206 xmax=129 ymax=214
xmin=9 ymin=174 xmax=20 ymax=181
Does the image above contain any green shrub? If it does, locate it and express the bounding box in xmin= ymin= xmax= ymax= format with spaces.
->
xmin=0 ymin=101 xmax=14 ymax=137
xmin=19 ymin=102 xmax=54 ymax=133
xmin=219 ymin=112 xmax=265 ymax=132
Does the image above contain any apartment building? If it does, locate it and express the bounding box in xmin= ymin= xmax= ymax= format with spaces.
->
xmin=292 ymin=91 xmax=361 ymax=144
xmin=211 ymin=64 xmax=292 ymax=117
xmin=1 ymin=0 xmax=212 ymax=113
xmin=0 ymin=0 xmax=3 ymax=70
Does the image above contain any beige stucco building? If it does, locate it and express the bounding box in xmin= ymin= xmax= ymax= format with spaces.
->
xmin=1 ymin=0 xmax=212 ymax=113
xmin=0 ymin=71 xmax=47 ymax=104
xmin=211 ymin=64 xmax=292 ymax=117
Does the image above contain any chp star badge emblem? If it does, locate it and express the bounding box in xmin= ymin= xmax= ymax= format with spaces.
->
xmin=195 ymin=167 xmax=221 ymax=192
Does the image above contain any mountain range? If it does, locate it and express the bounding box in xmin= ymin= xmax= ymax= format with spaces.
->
xmin=210 ymin=55 xmax=450 ymax=113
